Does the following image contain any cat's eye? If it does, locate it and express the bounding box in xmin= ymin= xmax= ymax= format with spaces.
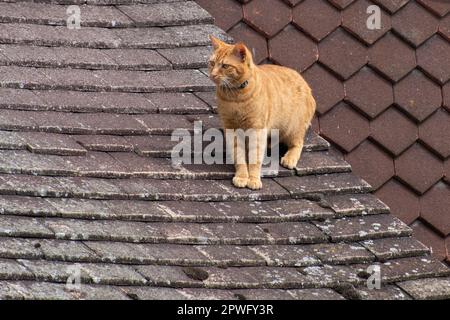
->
xmin=222 ymin=64 xmax=230 ymax=69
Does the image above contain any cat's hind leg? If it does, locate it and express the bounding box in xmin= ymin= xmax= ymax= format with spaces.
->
xmin=280 ymin=129 xmax=306 ymax=170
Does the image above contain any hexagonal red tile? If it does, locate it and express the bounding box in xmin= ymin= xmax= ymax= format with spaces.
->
xmin=293 ymin=0 xmax=341 ymax=41
xmin=445 ymin=158 xmax=450 ymax=184
xmin=419 ymin=108 xmax=450 ymax=158
xmin=342 ymin=0 xmax=391 ymax=45
xmin=328 ymin=0 xmax=356 ymax=10
xmin=344 ymin=66 xmax=393 ymax=118
xmin=268 ymin=24 xmax=318 ymax=72
xmin=345 ymin=140 xmax=394 ymax=189
xmin=303 ymin=63 xmax=344 ymax=115
xmin=421 ymin=182 xmax=450 ymax=236
xmin=417 ymin=0 xmax=450 ymax=17
xmin=371 ymin=0 xmax=409 ymax=13
xmin=411 ymin=220 xmax=447 ymax=261
xmin=228 ymin=22 xmax=269 ymax=64
xmin=395 ymin=143 xmax=443 ymax=194
xmin=392 ymin=1 xmax=440 ymax=47
xmin=371 ymin=107 xmax=418 ymax=156
xmin=243 ymin=0 xmax=292 ymax=37
xmin=375 ymin=179 xmax=420 ymax=225
xmin=394 ymin=70 xmax=442 ymax=122
xmin=284 ymin=0 xmax=303 ymax=6
xmin=195 ymin=0 xmax=243 ymax=31
xmin=417 ymin=34 xmax=450 ymax=84
xmin=318 ymin=28 xmax=368 ymax=80
xmin=319 ymin=102 xmax=370 ymax=152
xmin=368 ymin=32 xmax=416 ymax=82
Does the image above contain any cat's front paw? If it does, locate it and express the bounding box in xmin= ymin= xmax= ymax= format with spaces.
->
xmin=247 ymin=177 xmax=262 ymax=190
xmin=281 ymin=155 xmax=298 ymax=170
xmin=232 ymin=176 xmax=248 ymax=188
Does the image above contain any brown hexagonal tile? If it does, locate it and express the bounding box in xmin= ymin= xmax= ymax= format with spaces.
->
xmin=342 ymin=0 xmax=391 ymax=45
xmin=445 ymin=158 xmax=450 ymax=184
xmin=371 ymin=107 xmax=418 ymax=156
xmin=268 ymin=24 xmax=318 ymax=72
xmin=318 ymin=28 xmax=368 ymax=80
xmin=439 ymin=13 xmax=450 ymax=41
xmin=419 ymin=108 xmax=450 ymax=158
xmin=284 ymin=0 xmax=303 ymax=6
xmin=395 ymin=143 xmax=444 ymax=194
xmin=344 ymin=66 xmax=393 ymax=118
xmin=328 ymin=0 xmax=356 ymax=10
xmin=394 ymin=70 xmax=442 ymax=122
xmin=417 ymin=0 xmax=450 ymax=17
xmin=228 ymin=22 xmax=269 ymax=64
xmin=371 ymin=0 xmax=409 ymax=13
xmin=375 ymin=179 xmax=420 ymax=225
xmin=368 ymin=32 xmax=416 ymax=82
xmin=319 ymin=102 xmax=370 ymax=152
xmin=292 ymin=0 xmax=341 ymax=41
xmin=303 ymin=63 xmax=344 ymax=115
xmin=420 ymin=182 xmax=450 ymax=236
xmin=417 ymin=34 xmax=450 ymax=84
xmin=447 ymin=236 xmax=450 ymax=261
xmin=243 ymin=0 xmax=292 ymax=37
xmin=411 ymin=220 xmax=447 ymax=261
xmin=344 ymin=140 xmax=394 ymax=189
xmin=392 ymin=1 xmax=440 ymax=47
xmin=195 ymin=0 xmax=243 ymax=31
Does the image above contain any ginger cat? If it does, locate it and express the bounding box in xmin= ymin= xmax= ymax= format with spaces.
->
xmin=208 ymin=36 xmax=316 ymax=190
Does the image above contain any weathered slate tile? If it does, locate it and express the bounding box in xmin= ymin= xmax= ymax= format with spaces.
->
xmin=0 ymin=110 xmax=38 ymax=131
xmin=262 ymin=199 xmax=335 ymax=221
xmin=288 ymin=288 xmax=345 ymax=300
xmin=0 ymin=259 xmax=34 ymax=280
xmin=177 ymin=288 xmax=238 ymax=300
xmin=361 ymin=237 xmax=430 ymax=261
xmin=75 ymin=135 xmax=133 ymax=152
xmin=195 ymin=245 xmax=266 ymax=267
xmin=304 ymin=131 xmax=330 ymax=151
xmin=37 ymin=239 xmax=100 ymax=262
xmin=136 ymin=265 xmax=205 ymax=288
xmin=313 ymin=214 xmax=412 ymax=242
xmin=397 ymin=277 xmax=450 ymax=300
xmin=0 ymin=216 xmax=54 ymax=238
xmin=121 ymin=286 xmax=187 ymax=300
xmin=0 ymin=238 xmax=43 ymax=259
xmin=133 ymin=114 xmax=192 ymax=134
xmin=211 ymin=179 xmax=291 ymax=202
xmin=274 ymin=173 xmax=372 ymax=198
xmin=157 ymin=46 xmax=210 ymax=69
xmin=0 ymin=131 xmax=27 ymax=150
xmin=295 ymin=150 xmax=351 ymax=176
xmin=194 ymin=91 xmax=216 ymax=111
xmin=352 ymin=257 xmax=450 ymax=283
xmin=351 ymin=285 xmax=411 ymax=300
xmin=118 ymin=2 xmax=213 ymax=27
xmin=0 ymin=195 xmax=56 ymax=217
xmin=0 ymin=281 xmax=25 ymax=299
xmin=308 ymin=243 xmax=375 ymax=265
xmin=40 ymin=67 xmax=109 ymax=91
xmin=19 ymin=259 xmax=147 ymax=285
xmin=257 ymin=222 xmax=328 ymax=244
xmin=325 ymin=193 xmax=390 ymax=216
xmin=248 ymin=245 xmax=320 ymax=267
xmin=0 ymin=88 xmax=44 ymax=110
xmin=102 ymin=48 xmax=171 ymax=71
xmin=145 ymin=92 xmax=210 ymax=114
xmin=105 ymin=199 xmax=172 ymax=221
xmin=87 ymin=241 xmax=209 ymax=265
xmin=157 ymin=201 xmax=229 ymax=222
xmin=21 ymin=132 xmax=87 ymax=156
xmin=299 ymin=264 xmax=363 ymax=288
xmin=33 ymin=90 xmax=155 ymax=114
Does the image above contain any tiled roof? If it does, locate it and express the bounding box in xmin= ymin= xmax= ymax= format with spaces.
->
xmin=195 ymin=0 xmax=450 ymax=263
xmin=0 ymin=0 xmax=449 ymax=300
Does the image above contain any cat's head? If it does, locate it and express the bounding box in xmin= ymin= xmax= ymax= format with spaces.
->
xmin=208 ymin=36 xmax=254 ymax=89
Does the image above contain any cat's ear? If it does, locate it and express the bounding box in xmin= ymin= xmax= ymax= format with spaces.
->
xmin=209 ymin=35 xmax=224 ymax=50
xmin=233 ymin=42 xmax=248 ymax=62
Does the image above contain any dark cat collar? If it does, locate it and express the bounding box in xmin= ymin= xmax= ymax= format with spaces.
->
xmin=238 ymin=80 xmax=249 ymax=89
